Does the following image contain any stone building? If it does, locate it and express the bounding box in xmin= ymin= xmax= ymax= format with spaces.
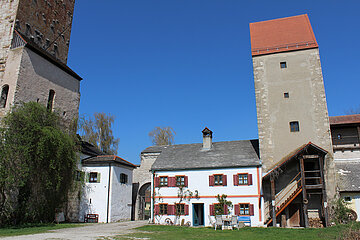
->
xmin=250 ymin=14 xmax=335 ymax=227
xmin=0 ymin=0 xmax=80 ymax=123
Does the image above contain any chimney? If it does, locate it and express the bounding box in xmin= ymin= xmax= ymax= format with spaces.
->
xmin=202 ymin=127 xmax=213 ymax=149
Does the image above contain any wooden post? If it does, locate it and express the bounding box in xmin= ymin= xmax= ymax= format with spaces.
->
xmin=319 ymin=155 xmax=329 ymax=227
xmin=271 ymin=177 xmax=277 ymax=227
xmin=299 ymin=157 xmax=309 ymax=228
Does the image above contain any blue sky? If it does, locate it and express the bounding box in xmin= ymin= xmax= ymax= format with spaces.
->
xmin=67 ymin=0 xmax=360 ymax=165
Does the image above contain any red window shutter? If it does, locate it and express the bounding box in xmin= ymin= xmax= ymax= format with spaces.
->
xmin=168 ymin=205 xmax=175 ymax=215
xmin=249 ymin=204 xmax=254 ymax=216
xmin=233 ymin=174 xmax=238 ymax=186
xmin=185 ymin=205 xmax=189 ymax=215
xmin=154 ymin=177 xmax=160 ymax=187
xmin=210 ymin=204 xmax=215 ymax=216
xmin=169 ymin=177 xmax=176 ymax=187
xmin=223 ymin=175 xmax=227 ymax=186
xmin=224 ymin=204 xmax=228 ymax=215
xmin=184 ymin=176 xmax=188 ymax=187
xmin=234 ymin=204 xmax=240 ymax=216
xmin=154 ymin=205 xmax=159 ymax=215
xmin=209 ymin=175 xmax=214 ymax=186
xmin=248 ymin=174 xmax=253 ymax=185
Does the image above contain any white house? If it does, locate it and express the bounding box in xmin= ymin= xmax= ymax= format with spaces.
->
xmin=150 ymin=128 xmax=264 ymax=227
xmin=79 ymin=155 xmax=137 ymax=223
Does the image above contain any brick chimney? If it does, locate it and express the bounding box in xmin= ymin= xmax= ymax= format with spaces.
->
xmin=202 ymin=127 xmax=213 ymax=149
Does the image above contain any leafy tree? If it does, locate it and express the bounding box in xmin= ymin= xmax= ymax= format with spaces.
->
xmin=331 ymin=197 xmax=356 ymax=224
xmin=78 ymin=112 xmax=119 ymax=155
xmin=0 ymin=102 xmax=77 ymax=225
xmin=149 ymin=126 xmax=176 ymax=146
xmin=215 ymin=194 xmax=233 ymax=215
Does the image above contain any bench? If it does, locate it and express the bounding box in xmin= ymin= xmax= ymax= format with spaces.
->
xmin=238 ymin=216 xmax=251 ymax=226
xmin=84 ymin=214 xmax=99 ymax=223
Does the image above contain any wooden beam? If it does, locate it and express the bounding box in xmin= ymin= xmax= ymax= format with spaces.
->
xmin=302 ymin=155 xmax=319 ymax=159
xmin=319 ymin=155 xmax=329 ymax=227
xmin=299 ymin=157 xmax=309 ymax=228
xmin=271 ymin=178 xmax=277 ymax=227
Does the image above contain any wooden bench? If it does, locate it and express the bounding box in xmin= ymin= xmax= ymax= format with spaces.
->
xmin=84 ymin=214 xmax=99 ymax=223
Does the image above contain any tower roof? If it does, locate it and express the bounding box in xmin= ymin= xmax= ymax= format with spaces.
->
xmin=250 ymin=14 xmax=318 ymax=56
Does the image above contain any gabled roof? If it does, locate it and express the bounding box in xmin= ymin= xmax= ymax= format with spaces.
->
xmin=12 ymin=30 xmax=82 ymax=80
xmin=141 ymin=145 xmax=166 ymax=154
xmin=151 ymin=139 xmax=260 ymax=171
xmin=250 ymin=14 xmax=318 ymax=56
xmin=329 ymin=114 xmax=360 ymax=126
xmin=82 ymin=155 xmax=137 ymax=168
xmin=336 ymin=161 xmax=360 ymax=192
xmin=263 ymin=142 xmax=328 ymax=179
xmin=80 ymin=140 xmax=105 ymax=157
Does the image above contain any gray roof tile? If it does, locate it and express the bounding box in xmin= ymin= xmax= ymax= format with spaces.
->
xmin=336 ymin=161 xmax=360 ymax=192
xmin=151 ymin=139 xmax=260 ymax=171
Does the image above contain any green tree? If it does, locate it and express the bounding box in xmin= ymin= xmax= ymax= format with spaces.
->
xmin=78 ymin=112 xmax=119 ymax=155
xmin=0 ymin=102 xmax=77 ymax=225
xmin=215 ymin=194 xmax=233 ymax=215
xmin=149 ymin=126 xmax=176 ymax=146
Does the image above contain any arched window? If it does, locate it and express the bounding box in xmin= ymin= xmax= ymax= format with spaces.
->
xmin=0 ymin=85 xmax=9 ymax=108
xmin=47 ymin=89 xmax=55 ymax=111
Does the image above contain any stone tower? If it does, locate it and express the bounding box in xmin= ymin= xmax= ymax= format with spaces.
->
xmin=0 ymin=0 xmax=80 ymax=123
xmin=250 ymin=15 xmax=335 ymax=200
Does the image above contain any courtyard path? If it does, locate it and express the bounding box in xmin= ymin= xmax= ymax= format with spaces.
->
xmin=0 ymin=220 xmax=148 ymax=240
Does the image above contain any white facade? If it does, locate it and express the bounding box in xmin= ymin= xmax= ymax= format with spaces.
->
xmin=151 ymin=167 xmax=264 ymax=227
xmin=80 ymin=163 xmax=134 ymax=223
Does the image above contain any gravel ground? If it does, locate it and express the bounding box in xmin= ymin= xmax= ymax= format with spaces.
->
xmin=0 ymin=220 xmax=148 ymax=240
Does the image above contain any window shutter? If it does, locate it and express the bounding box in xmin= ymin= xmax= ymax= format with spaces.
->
xmin=223 ymin=175 xmax=227 ymax=186
xmin=154 ymin=205 xmax=159 ymax=215
xmin=210 ymin=204 xmax=215 ymax=216
xmin=169 ymin=177 xmax=176 ymax=187
xmin=234 ymin=204 xmax=240 ymax=216
xmin=97 ymin=173 xmax=101 ymax=183
xmin=154 ymin=177 xmax=160 ymax=187
xmin=224 ymin=204 xmax=228 ymax=215
xmin=168 ymin=205 xmax=175 ymax=215
xmin=209 ymin=175 xmax=214 ymax=186
xmin=184 ymin=176 xmax=188 ymax=187
xmin=185 ymin=205 xmax=189 ymax=215
xmin=248 ymin=174 xmax=253 ymax=185
xmin=249 ymin=204 xmax=254 ymax=216
xmin=85 ymin=173 xmax=90 ymax=182
xmin=233 ymin=174 xmax=238 ymax=186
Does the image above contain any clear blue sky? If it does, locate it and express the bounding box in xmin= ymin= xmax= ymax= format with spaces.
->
xmin=67 ymin=0 xmax=360 ymax=165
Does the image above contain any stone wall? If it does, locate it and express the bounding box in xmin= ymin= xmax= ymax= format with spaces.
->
xmin=16 ymin=0 xmax=75 ymax=63
xmin=252 ymin=48 xmax=336 ymax=201
xmin=133 ymin=152 xmax=161 ymax=220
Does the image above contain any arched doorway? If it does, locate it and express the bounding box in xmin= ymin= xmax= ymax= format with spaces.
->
xmin=138 ymin=183 xmax=151 ymax=220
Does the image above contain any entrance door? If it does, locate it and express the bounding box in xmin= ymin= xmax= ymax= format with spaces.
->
xmin=193 ymin=203 xmax=204 ymax=226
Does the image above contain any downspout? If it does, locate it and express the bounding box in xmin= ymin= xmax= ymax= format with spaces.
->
xmin=106 ymin=163 xmax=111 ymax=223
xmin=152 ymin=170 xmax=155 ymax=224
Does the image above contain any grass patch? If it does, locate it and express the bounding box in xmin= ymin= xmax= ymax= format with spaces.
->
xmin=0 ymin=223 xmax=84 ymax=237
xmin=115 ymin=222 xmax=360 ymax=240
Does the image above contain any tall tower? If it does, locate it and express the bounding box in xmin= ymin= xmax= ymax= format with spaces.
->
xmin=0 ymin=0 xmax=80 ymax=123
xmin=250 ymin=15 xmax=335 ymax=199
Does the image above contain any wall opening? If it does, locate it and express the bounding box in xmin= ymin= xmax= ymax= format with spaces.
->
xmin=47 ymin=89 xmax=55 ymax=111
xmin=0 ymin=85 xmax=9 ymax=108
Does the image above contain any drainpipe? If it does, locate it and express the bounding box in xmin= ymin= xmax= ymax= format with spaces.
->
xmin=106 ymin=163 xmax=111 ymax=223
xmin=152 ymin=170 xmax=155 ymax=224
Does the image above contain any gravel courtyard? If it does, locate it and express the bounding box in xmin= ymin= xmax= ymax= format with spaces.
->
xmin=0 ymin=220 xmax=148 ymax=240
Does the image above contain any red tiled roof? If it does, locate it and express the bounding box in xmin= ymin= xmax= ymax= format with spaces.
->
xmin=250 ymin=14 xmax=318 ymax=56
xmin=329 ymin=114 xmax=360 ymax=125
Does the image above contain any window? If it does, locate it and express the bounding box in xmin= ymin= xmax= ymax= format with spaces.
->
xmin=47 ymin=89 xmax=55 ymax=111
xmin=159 ymin=204 xmax=168 ymax=215
xmin=160 ymin=176 xmax=168 ymax=187
xmin=175 ymin=204 xmax=185 ymax=215
xmin=284 ymin=92 xmax=289 ymax=98
xmin=337 ymin=134 xmax=342 ymax=140
xmin=344 ymin=196 xmax=352 ymax=202
xmin=214 ymin=174 xmax=223 ymax=186
xmin=238 ymin=174 xmax=248 ymax=185
xmin=280 ymin=62 xmax=287 ymax=68
xmin=0 ymin=85 xmax=9 ymax=108
xmin=290 ymin=121 xmax=299 ymax=132
xmin=176 ymin=176 xmax=185 ymax=186
xmin=89 ymin=172 xmax=98 ymax=183
xmin=239 ymin=204 xmax=250 ymax=215
xmin=120 ymin=173 xmax=128 ymax=184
